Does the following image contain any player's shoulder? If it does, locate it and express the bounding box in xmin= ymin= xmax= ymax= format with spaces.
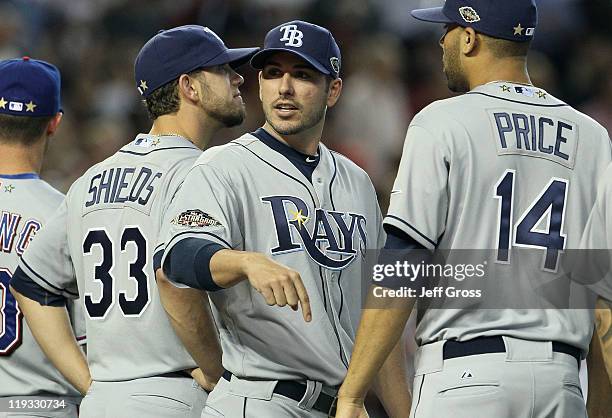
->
xmin=194 ymin=132 xmax=259 ymax=168
xmin=410 ymin=96 xmax=467 ymax=132
xmin=324 ymin=145 xmax=368 ymax=176
xmin=118 ymin=134 xmax=202 ymax=165
xmin=29 ymin=179 xmax=64 ymax=209
xmin=322 ymin=144 xmax=375 ymax=188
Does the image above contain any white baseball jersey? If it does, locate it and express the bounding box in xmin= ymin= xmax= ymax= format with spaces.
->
xmin=579 ymin=162 xmax=612 ymax=301
xmin=385 ymin=81 xmax=612 ymax=352
xmin=17 ymin=135 xmax=201 ymax=381
xmin=0 ymin=174 xmax=85 ymax=397
xmin=158 ymin=131 xmax=385 ymax=387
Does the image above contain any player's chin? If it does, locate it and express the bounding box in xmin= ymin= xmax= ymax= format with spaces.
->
xmin=269 ymin=120 xmax=303 ymax=135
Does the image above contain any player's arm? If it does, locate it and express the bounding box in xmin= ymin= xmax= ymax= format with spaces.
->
xmin=587 ymin=298 xmax=612 ymax=418
xmin=160 ymin=238 xmax=312 ymax=322
xmin=210 ymin=249 xmax=312 ymax=322
xmin=155 ymin=267 xmax=223 ymax=391
xmin=10 ymin=269 xmax=90 ymax=395
xmin=337 ymin=229 xmax=425 ymax=418
xmin=336 ymin=299 xmax=415 ymax=418
xmin=370 ymin=335 xmax=411 ymax=418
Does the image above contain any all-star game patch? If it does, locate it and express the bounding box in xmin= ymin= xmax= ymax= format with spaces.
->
xmin=172 ymin=209 xmax=222 ymax=228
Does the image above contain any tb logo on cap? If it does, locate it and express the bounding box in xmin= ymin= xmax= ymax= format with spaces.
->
xmin=279 ymin=25 xmax=303 ymax=47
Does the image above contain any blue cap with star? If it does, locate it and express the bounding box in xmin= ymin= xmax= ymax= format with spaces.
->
xmin=411 ymin=0 xmax=538 ymax=42
xmin=134 ymin=25 xmax=259 ymax=97
xmin=0 ymin=57 xmax=62 ymax=117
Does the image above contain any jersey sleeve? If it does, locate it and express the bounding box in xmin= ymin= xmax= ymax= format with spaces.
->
xmin=17 ymin=199 xmax=79 ymax=299
xmin=157 ymin=162 xmax=243 ymax=274
xmin=384 ymin=123 xmax=450 ymax=250
xmin=579 ymin=163 xmax=612 ymax=300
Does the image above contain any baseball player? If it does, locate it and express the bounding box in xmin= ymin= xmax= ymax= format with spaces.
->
xmin=155 ymin=20 xmax=411 ymax=418
xmin=0 ymin=57 xmax=86 ymax=418
xmin=336 ymin=1 xmax=612 ymax=417
xmin=9 ymin=26 xmax=258 ymax=418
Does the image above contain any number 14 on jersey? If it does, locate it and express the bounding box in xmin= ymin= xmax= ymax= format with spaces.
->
xmin=494 ymin=170 xmax=568 ymax=272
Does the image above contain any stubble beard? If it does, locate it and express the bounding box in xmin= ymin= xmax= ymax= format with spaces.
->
xmin=200 ymin=84 xmax=246 ymax=128
xmin=443 ymin=46 xmax=470 ymax=93
xmin=263 ymin=100 xmax=327 ymax=136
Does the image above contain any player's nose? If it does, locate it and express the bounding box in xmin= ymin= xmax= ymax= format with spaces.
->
xmin=231 ymin=68 xmax=244 ymax=87
xmin=278 ymin=73 xmax=294 ymax=96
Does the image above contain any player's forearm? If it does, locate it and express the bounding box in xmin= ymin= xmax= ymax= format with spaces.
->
xmin=587 ymin=299 xmax=612 ymax=418
xmin=371 ymin=338 xmax=412 ymax=418
xmin=11 ymin=287 xmax=91 ymax=395
xmin=339 ymin=294 xmax=415 ymax=403
xmin=156 ymin=269 xmax=224 ymax=383
xmin=209 ymin=249 xmax=261 ymax=288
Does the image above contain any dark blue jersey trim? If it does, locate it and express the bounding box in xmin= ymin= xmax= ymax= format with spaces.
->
xmin=329 ymin=152 xmax=338 ymax=211
xmin=118 ymin=146 xmax=196 ymax=156
xmin=385 ymin=215 xmax=437 ymax=248
xmin=10 ymin=267 xmax=67 ymax=307
xmin=167 ymin=230 xmax=232 ymax=251
xmin=384 ymin=225 xmax=427 ymax=250
xmin=250 ymin=128 xmax=320 ymax=183
xmin=153 ymin=250 xmax=163 ymax=271
xmin=20 ymin=258 xmax=79 ymax=297
xmin=466 ymin=92 xmax=569 ymax=107
xmin=234 ymin=143 xmax=317 ymax=206
xmin=164 ymin=238 xmax=224 ymax=292
xmin=0 ymin=173 xmax=39 ymax=179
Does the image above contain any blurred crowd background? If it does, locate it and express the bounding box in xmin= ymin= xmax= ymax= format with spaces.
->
xmin=1 ymin=0 xmax=611 ymax=211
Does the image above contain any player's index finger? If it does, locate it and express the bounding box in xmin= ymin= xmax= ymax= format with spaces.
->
xmin=292 ymin=275 xmax=312 ymax=322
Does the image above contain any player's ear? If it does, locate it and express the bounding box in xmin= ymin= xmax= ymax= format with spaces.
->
xmin=326 ymin=77 xmax=342 ymax=108
xmin=46 ymin=112 xmax=63 ymax=137
xmin=178 ymin=73 xmax=200 ymax=104
xmin=462 ymin=27 xmax=478 ymax=55
xmin=258 ymin=71 xmax=263 ymax=102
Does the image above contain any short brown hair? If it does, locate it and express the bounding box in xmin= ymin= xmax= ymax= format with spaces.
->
xmin=143 ymin=69 xmax=204 ymax=120
xmin=484 ymin=35 xmax=531 ymax=58
xmin=0 ymin=114 xmax=53 ymax=145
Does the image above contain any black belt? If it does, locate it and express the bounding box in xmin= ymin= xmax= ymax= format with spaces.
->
xmin=443 ymin=336 xmax=581 ymax=365
xmin=222 ymin=371 xmax=337 ymax=416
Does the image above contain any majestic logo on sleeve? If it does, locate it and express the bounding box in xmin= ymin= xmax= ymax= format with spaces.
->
xmin=262 ymin=195 xmax=367 ymax=270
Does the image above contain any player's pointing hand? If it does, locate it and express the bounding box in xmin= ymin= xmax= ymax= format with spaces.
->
xmin=243 ymin=253 xmax=312 ymax=322
xmin=209 ymin=249 xmax=313 ymax=322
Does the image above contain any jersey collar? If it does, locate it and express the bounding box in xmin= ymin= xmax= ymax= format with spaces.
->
xmin=0 ymin=172 xmax=39 ymax=179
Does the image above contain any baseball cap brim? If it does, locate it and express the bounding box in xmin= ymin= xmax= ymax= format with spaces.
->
xmin=206 ymin=47 xmax=260 ymax=69
xmin=250 ymin=48 xmax=331 ymax=76
xmin=411 ymin=7 xmax=455 ymax=24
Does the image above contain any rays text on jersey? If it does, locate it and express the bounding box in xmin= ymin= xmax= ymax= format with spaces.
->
xmin=261 ymin=195 xmax=367 ymax=270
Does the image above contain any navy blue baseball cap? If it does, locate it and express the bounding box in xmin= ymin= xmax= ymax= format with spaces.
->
xmin=0 ymin=57 xmax=61 ymax=117
xmin=250 ymin=20 xmax=341 ymax=78
xmin=411 ymin=0 xmax=538 ymax=42
xmin=135 ymin=25 xmax=259 ymax=97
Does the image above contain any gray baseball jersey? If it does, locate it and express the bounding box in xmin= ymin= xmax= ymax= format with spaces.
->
xmin=0 ymin=174 xmax=85 ymax=397
xmin=385 ymin=81 xmax=612 ymax=352
xmin=17 ymin=135 xmax=200 ymax=381
xmin=579 ymin=162 xmax=612 ymax=301
xmin=158 ymin=132 xmax=385 ymax=387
